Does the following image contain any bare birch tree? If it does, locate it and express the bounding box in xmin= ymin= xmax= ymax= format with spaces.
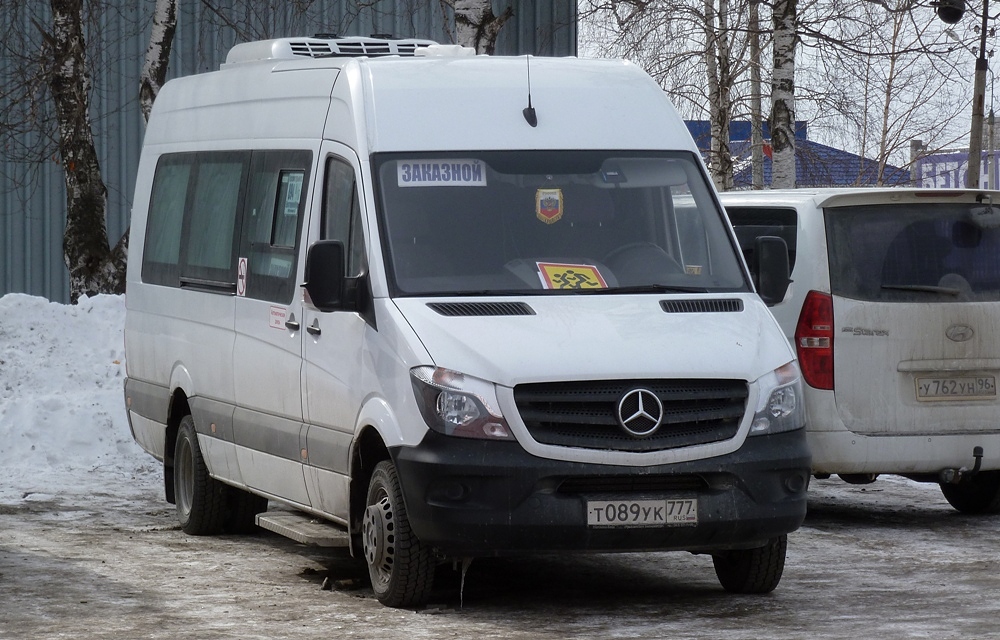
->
xmin=139 ymin=0 xmax=178 ymax=123
xmin=440 ymin=0 xmax=514 ymax=54
xmin=44 ymin=0 xmax=126 ymax=302
xmin=769 ymin=0 xmax=796 ymax=188
xmin=798 ymin=1 xmax=966 ymax=184
xmin=579 ymin=0 xmax=754 ymax=189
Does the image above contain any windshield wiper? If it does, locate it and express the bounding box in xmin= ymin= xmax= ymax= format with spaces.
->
xmin=881 ymin=284 xmax=961 ymax=296
xmin=562 ymin=284 xmax=713 ymax=295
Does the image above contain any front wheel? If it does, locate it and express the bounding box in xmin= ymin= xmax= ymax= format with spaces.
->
xmin=940 ymin=471 xmax=1000 ymax=514
xmin=362 ymin=461 xmax=435 ymax=608
xmin=712 ymin=535 xmax=787 ymax=594
xmin=174 ymin=415 xmax=227 ymax=535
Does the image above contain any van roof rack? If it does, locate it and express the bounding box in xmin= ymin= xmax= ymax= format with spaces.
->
xmin=224 ymin=35 xmax=440 ymax=66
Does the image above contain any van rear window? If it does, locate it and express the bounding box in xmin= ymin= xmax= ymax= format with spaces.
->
xmin=825 ymin=203 xmax=1000 ymax=302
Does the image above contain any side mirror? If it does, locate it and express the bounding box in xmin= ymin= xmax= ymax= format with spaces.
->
xmin=303 ymin=240 xmax=346 ymax=312
xmin=754 ymin=235 xmax=791 ymax=307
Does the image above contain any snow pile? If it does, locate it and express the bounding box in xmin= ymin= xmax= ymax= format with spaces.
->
xmin=0 ymin=293 xmax=158 ymax=502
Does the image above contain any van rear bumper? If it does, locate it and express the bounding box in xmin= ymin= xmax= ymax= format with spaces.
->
xmin=391 ymin=429 xmax=811 ymax=557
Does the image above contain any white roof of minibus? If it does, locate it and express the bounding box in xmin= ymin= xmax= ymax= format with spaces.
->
xmin=144 ymin=47 xmax=699 ymax=154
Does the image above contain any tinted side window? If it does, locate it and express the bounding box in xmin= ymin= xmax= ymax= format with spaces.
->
xmin=323 ymin=156 xmax=365 ymax=277
xmin=142 ymin=151 xmax=249 ymax=289
xmin=725 ymin=206 xmax=798 ymax=272
xmin=239 ymin=151 xmax=312 ymax=302
xmin=142 ymin=160 xmax=190 ymax=285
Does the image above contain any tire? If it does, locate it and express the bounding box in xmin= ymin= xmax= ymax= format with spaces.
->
xmin=713 ymin=535 xmax=787 ymax=594
xmin=940 ymin=471 xmax=1000 ymax=514
xmin=838 ymin=473 xmax=879 ymax=485
xmin=174 ymin=415 xmax=227 ymax=535
xmin=362 ymin=461 xmax=435 ymax=608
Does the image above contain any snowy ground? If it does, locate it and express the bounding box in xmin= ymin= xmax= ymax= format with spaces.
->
xmin=2 ymin=293 xmax=1000 ymax=639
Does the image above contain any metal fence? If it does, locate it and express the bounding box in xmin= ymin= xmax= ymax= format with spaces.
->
xmin=0 ymin=0 xmax=576 ymax=302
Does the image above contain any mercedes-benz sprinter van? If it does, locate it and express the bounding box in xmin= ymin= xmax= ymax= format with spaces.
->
xmin=124 ymin=36 xmax=809 ymax=607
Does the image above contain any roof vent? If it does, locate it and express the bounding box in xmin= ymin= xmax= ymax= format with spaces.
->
xmin=224 ymin=35 xmax=439 ymax=66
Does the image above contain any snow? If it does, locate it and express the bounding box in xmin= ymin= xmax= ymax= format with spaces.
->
xmin=0 ymin=293 xmax=159 ymax=503
xmin=3 ymin=293 xmax=1000 ymax=638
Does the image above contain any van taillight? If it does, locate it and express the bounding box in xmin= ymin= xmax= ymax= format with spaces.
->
xmin=794 ymin=290 xmax=834 ymax=390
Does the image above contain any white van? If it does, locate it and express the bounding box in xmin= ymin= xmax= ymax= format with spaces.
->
xmin=721 ymin=187 xmax=1000 ymax=513
xmin=124 ymin=36 xmax=810 ymax=607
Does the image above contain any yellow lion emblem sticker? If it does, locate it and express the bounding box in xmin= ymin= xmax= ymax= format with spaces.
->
xmin=537 ymin=262 xmax=608 ymax=289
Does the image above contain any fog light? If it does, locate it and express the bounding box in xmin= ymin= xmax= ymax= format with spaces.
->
xmin=783 ymin=472 xmax=808 ymax=494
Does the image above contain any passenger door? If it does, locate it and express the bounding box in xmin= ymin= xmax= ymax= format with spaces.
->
xmin=232 ymin=149 xmax=313 ymax=505
xmin=301 ymin=146 xmax=371 ymax=519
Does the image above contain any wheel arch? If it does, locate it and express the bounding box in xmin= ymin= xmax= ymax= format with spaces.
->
xmin=349 ymin=425 xmax=391 ymax=539
xmin=163 ymin=390 xmax=192 ymax=505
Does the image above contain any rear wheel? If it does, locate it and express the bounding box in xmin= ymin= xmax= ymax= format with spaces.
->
xmin=362 ymin=461 xmax=435 ymax=608
xmin=174 ymin=415 xmax=227 ymax=535
xmin=712 ymin=535 xmax=787 ymax=594
xmin=940 ymin=471 xmax=1000 ymax=514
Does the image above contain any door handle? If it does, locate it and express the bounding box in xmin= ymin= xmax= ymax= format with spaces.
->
xmin=307 ymin=319 xmax=322 ymax=336
xmin=285 ymin=312 xmax=300 ymax=332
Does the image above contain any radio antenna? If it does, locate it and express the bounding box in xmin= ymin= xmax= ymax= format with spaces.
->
xmin=522 ymin=55 xmax=537 ymax=127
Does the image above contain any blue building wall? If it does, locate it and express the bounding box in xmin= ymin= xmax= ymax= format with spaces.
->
xmin=0 ymin=1 xmax=576 ymax=303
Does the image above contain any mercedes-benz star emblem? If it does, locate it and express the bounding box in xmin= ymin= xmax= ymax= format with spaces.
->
xmin=617 ymin=389 xmax=664 ymax=437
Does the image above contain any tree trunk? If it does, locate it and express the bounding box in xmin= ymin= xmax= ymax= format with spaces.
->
xmin=750 ymin=0 xmax=764 ymax=190
xmin=770 ymin=0 xmax=796 ymax=189
xmin=140 ymin=0 xmax=178 ymax=123
xmin=448 ymin=0 xmax=514 ymax=55
xmin=47 ymin=0 xmax=126 ymax=302
xmin=704 ymin=0 xmax=733 ymax=191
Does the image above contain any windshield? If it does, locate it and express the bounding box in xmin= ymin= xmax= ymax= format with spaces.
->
xmin=826 ymin=202 xmax=1000 ymax=303
xmin=374 ymin=151 xmax=747 ymax=296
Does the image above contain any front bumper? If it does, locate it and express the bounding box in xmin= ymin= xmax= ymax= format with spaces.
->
xmin=391 ymin=429 xmax=811 ymax=557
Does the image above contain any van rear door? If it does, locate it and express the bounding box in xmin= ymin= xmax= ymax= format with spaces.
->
xmin=823 ymin=198 xmax=1000 ymax=436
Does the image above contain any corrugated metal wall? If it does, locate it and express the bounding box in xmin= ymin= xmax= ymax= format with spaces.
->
xmin=0 ymin=0 xmax=576 ymax=303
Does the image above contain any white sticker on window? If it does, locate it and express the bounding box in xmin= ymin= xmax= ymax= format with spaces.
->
xmin=397 ymin=160 xmax=487 ymax=187
xmin=282 ymin=173 xmax=303 ymax=216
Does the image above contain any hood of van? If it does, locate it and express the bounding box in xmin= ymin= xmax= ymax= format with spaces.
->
xmin=392 ymin=295 xmax=793 ymax=387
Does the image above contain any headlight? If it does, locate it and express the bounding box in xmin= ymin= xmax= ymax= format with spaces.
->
xmin=410 ymin=366 xmax=514 ymax=441
xmin=749 ymin=361 xmax=805 ymax=436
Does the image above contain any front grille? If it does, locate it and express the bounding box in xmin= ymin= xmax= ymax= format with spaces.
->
xmin=557 ymin=475 xmax=708 ymax=494
xmin=513 ymin=379 xmax=748 ymax=452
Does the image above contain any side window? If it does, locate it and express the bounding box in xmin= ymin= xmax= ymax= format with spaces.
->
xmin=142 ymin=151 xmax=248 ymax=288
xmin=142 ymin=159 xmax=190 ymax=285
xmin=323 ymin=156 xmax=365 ymax=277
xmin=725 ymin=206 xmax=798 ymax=272
xmin=239 ymin=151 xmax=312 ymax=302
